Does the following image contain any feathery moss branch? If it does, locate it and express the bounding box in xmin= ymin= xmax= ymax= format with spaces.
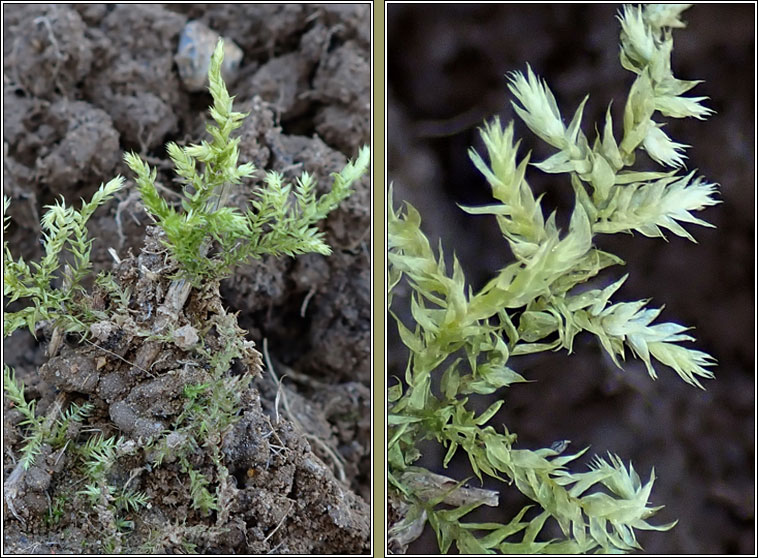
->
xmin=389 ymin=4 xmax=717 ymax=553
xmin=3 ymin=178 xmax=123 ymax=338
xmin=127 ymin=39 xmax=370 ymax=285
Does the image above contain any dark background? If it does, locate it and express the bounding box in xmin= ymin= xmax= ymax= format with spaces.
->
xmin=388 ymin=4 xmax=754 ymax=554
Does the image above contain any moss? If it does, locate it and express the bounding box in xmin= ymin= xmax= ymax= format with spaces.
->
xmin=388 ymin=4 xmax=717 ymax=553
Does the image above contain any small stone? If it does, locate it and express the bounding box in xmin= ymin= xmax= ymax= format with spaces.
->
xmin=173 ymin=324 xmax=199 ymax=350
xmin=166 ymin=431 xmax=188 ymax=449
xmin=25 ymin=466 xmax=52 ymax=492
xmin=40 ymin=353 xmax=99 ymax=394
xmin=175 ymin=20 xmax=243 ymax=92
xmin=90 ymin=320 xmax=117 ymax=342
xmin=110 ymin=400 xmax=138 ymax=434
xmin=98 ymin=371 xmax=128 ymax=402
xmin=133 ymin=417 xmax=165 ymax=439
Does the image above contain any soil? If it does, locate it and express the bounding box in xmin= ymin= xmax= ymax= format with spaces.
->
xmin=3 ymin=3 xmax=370 ymax=554
xmin=387 ymin=4 xmax=754 ymax=555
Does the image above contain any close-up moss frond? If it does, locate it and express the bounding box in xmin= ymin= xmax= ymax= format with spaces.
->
xmin=388 ymin=4 xmax=718 ymax=554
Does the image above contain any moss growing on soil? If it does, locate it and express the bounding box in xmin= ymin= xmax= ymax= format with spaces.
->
xmin=3 ymin=4 xmax=371 ymax=554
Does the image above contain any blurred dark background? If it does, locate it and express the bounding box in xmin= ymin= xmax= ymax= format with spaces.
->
xmin=387 ymin=4 xmax=754 ymax=554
